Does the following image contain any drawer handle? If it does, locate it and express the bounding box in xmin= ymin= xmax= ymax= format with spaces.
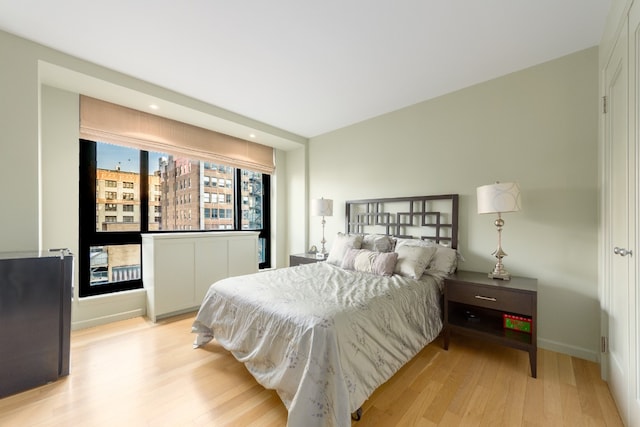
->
xmin=475 ymin=295 xmax=497 ymax=302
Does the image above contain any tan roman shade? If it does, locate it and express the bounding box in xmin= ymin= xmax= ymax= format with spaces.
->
xmin=80 ymin=96 xmax=274 ymax=174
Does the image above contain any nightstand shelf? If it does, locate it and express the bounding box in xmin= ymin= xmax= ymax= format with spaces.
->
xmin=443 ymin=270 xmax=538 ymax=377
xmin=447 ymin=303 xmax=533 ymax=347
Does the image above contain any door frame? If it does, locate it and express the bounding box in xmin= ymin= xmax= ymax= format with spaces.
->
xmin=600 ymin=2 xmax=639 ymax=425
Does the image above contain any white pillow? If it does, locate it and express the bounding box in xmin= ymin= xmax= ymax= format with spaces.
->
xmin=393 ymin=245 xmax=437 ymax=279
xmin=394 ymin=237 xmax=460 ymax=275
xmin=394 ymin=237 xmax=432 ymax=249
xmin=426 ymin=245 xmax=459 ymax=275
xmin=326 ymin=233 xmax=363 ymax=266
xmin=361 ymin=234 xmax=394 ymax=252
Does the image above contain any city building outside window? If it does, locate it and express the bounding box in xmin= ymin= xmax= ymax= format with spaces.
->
xmin=79 ymin=139 xmax=271 ymax=297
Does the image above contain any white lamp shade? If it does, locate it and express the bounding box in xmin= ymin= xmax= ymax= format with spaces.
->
xmin=311 ymin=198 xmax=333 ymax=216
xmin=477 ymin=182 xmax=521 ymax=214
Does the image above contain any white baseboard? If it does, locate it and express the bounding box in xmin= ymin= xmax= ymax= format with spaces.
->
xmin=154 ymin=307 xmax=199 ymax=322
xmin=71 ymin=308 xmax=145 ymax=330
xmin=538 ymin=338 xmax=599 ymax=362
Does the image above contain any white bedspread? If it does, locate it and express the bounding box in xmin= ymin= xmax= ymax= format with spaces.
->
xmin=192 ymin=262 xmax=443 ymax=427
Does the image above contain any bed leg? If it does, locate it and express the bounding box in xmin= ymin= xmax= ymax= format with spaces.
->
xmin=351 ymin=407 xmax=362 ymax=421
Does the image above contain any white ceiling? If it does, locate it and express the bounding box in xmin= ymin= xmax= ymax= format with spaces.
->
xmin=0 ymin=1 xmax=611 ymax=139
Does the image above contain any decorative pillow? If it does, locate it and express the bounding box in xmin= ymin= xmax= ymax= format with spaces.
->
xmin=393 ymin=245 xmax=437 ymax=279
xmin=426 ymin=245 xmax=459 ymax=275
xmin=393 ymin=237 xmax=432 ymax=249
xmin=326 ymin=233 xmax=363 ymax=266
xmin=394 ymin=238 xmax=460 ymax=275
xmin=341 ymin=248 xmax=398 ymax=276
xmin=361 ymin=234 xmax=394 ymax=252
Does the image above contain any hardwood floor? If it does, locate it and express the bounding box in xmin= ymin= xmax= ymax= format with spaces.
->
xmin=0 ymin=314 xmax=623 ymax=426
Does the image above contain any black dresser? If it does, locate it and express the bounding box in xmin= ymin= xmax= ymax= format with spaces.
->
xmin=0 ymin=250 xmax=73 ymax=398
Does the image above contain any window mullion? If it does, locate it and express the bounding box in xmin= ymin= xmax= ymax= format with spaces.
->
xmin=234 ymin=168 xmax=242 ymax=231
xmin=140 ymin=151 xmax=149 ymax=232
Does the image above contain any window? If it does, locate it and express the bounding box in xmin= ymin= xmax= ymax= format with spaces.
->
xmin=105 ymin=180 xmax=117 ymax=187
xmin=80 ymin=139 xmax=271 ymax=297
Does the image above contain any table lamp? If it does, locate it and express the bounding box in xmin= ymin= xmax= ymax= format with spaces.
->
xmin=477 ymin=182 xmax=521 ymax=280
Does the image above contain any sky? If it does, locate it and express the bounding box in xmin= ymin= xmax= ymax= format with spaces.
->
xmin=97 ymin=142 xmax=166 ymax=174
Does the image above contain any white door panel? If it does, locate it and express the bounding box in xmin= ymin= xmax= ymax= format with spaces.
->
xmin=605 ymin=18 xmax=630 ymax=424
xmin=629 ymin=2 xmax=640 ymax=424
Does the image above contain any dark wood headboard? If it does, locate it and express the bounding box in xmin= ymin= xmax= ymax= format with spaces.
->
xmin=345 ymin=194 xmax=459 ymax=249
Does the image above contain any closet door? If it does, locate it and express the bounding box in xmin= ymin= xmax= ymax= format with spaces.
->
xmin=604 ymin=15 xmax=631 ymax=423
xmin=629 ymin=2 xmax=640 ymax=424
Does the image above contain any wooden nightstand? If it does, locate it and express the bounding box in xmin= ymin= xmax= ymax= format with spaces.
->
xmin=443 ymin=270 xmax=538 ymax=377
xmin=289 ymin=253 xmax=326 ymax=267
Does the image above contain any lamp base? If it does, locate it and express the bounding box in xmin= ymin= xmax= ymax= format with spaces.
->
xmin=488 ymin=261 xmax=511 ymax=280
xmin=488 ymin=271 xmax=511 ymax=280
xmin=489 ymin=232 xmax=511 ymax=280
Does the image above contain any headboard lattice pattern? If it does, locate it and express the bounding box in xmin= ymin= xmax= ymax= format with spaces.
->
xmin=345 ymin=194 xmax=459 ymax=249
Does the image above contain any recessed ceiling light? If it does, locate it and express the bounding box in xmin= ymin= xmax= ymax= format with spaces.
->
xmin=149 ymin=104 xmax=159 ymax=110
xmin=249 ymin=133 xmax=256 ymax=138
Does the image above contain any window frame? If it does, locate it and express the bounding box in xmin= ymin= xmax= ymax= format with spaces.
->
xmin=79 ymin=140 xmax=145 ymax=297
xmin=79 ymin=139 xmax=271 ymax=297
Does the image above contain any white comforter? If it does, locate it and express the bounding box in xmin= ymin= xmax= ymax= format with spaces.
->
xmin=192 ymin=262 xmax=443 ymax=427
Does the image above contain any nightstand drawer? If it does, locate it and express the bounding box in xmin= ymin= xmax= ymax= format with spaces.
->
xmin=446 ymin=281 xmax=534 ymax=315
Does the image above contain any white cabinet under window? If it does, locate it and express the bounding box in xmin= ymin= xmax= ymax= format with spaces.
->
xmin=142 ymin=231 xmax=258 ymax=322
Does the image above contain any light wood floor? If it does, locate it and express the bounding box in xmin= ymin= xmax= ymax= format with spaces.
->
xmin=0 ymin=314 xmax=623 ymax=427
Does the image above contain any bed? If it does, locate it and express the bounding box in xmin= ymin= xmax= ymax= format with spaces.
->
xmin=192 ymin=194 xmax=459 ymax=427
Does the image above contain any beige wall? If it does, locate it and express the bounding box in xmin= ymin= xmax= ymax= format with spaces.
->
xmin=1 ymin=30 xmax=302 ymax=329
xmin=285 ymin=146 xmax=308 ymax=257
xmin=0 ymin=32 xmax=40 ymax=250
xmin=308 ymin=47 xmax=600 ymax=360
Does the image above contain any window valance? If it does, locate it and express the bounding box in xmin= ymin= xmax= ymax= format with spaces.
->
xmin=80 ymin=96 xmax=274 ymax=174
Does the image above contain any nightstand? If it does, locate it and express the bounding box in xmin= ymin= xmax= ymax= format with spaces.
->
xmin=289 ymin=253 xmax=325 ymax=267
xmin=443 ymin=270 xmax=538 ymax=377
